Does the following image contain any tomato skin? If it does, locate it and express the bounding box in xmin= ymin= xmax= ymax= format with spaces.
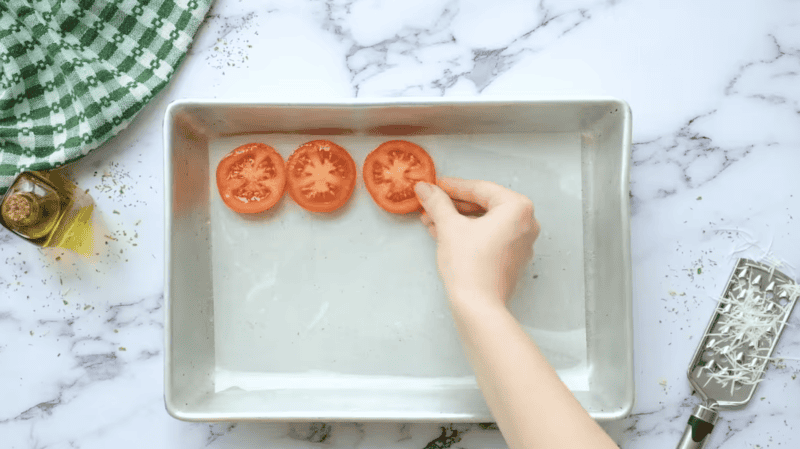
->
xmin=216 ymin=143 xmax=287 ymax=214
xmin=286 ymin=140 xmax=357 ymax=213
xmin=363 ymin=140 xmax=436 ymax=214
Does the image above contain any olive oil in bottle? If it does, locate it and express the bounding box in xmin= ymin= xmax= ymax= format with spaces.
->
xmin=0 ymin=171 xmax=95 ymax=255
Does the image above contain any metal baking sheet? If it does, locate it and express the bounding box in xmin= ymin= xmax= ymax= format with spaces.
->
xmin=164 ymin=98 xmax=633 ymax=421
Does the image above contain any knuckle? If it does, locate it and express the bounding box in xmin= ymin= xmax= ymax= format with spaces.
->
xmin=517 ymin=196 xmax=534 ymax=215
xmin=514 ymin=199 xmax=538 ymax=235
xmin=477 ymin=179 xmax=502 ymax=193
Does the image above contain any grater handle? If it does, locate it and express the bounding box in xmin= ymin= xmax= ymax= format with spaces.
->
xmin=677 ymin=404 xmax=719 ymax=449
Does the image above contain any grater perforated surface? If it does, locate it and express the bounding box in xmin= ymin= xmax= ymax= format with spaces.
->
xmin=687 ymin=259 xmax=799 ymax=409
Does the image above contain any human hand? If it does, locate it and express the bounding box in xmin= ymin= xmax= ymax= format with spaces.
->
xmin=414 ymin=177 xmax=540 ymax=307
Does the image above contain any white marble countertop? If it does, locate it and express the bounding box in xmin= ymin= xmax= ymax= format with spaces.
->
xmin=2 ymin=0 xmax=799 ymax=447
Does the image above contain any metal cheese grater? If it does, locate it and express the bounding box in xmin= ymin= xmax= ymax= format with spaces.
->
xmin=677 ymin=258 xmax=799 ymax=449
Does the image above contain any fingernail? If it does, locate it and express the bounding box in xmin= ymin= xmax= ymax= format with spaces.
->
xmin=414 ymin=182 xmax=432 ymax=200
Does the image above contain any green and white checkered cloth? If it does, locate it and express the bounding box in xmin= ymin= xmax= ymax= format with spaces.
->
xmin=0 ymin=0 xmax=212 ymax=195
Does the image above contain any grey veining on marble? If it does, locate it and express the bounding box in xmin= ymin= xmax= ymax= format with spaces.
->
xmin=2 ymin=0 xmax=800 ymax=448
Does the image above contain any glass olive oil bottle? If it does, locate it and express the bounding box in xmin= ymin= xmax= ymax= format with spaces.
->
xmin=0 ymin=171 xmax=95 ymax=255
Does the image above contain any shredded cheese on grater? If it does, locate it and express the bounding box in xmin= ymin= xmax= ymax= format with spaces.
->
xmin=698 ymin=274 xmax=800 ymax=395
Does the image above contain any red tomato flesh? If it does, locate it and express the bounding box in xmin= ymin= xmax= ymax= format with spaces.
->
xmin=216 ymin=143 xmax=287 ymax=214
xmin=286 ymin=140 xmax=357 ymax=213
xmin=363 ymin=140 xmax=436 ymax=214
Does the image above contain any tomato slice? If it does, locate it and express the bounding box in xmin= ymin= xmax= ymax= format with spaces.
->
xmin=216 ymin=143 xmax=287 ymax=213
xmin=363 ymin=140 xmax=436 ymax=214
xmin=286 ymin=140 xmax=357 ymax=213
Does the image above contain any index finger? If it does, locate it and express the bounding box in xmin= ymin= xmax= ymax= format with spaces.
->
xmin=437 ymin=177 xmax=519 ymax=210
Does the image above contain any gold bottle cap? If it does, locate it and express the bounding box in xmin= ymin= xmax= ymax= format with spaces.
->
xmin=2 ymin=193 xmax=38 ymax=224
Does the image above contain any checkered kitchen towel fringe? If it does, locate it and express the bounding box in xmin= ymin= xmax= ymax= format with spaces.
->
xmin=0 ymin=0 xmax=212 ymax=195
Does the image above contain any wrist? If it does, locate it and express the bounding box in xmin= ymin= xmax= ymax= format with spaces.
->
xmin=448 ymin=290 xmax=508 ymax=316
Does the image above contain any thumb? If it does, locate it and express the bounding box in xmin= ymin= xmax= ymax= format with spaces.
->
xmin=414 ymin=181 xmax=458 ymax=223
